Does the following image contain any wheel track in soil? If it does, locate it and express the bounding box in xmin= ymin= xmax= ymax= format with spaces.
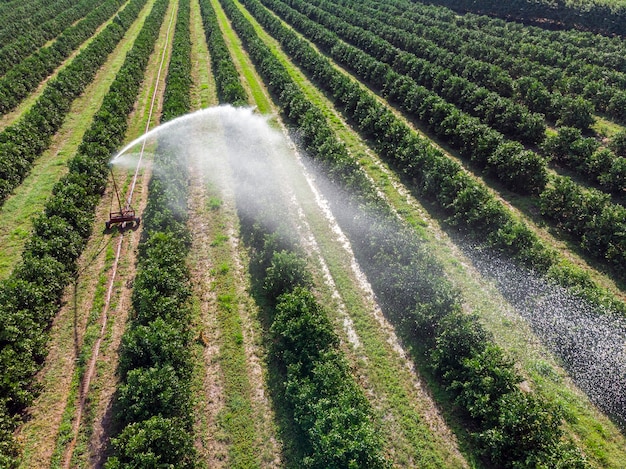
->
xmin=59 ymin=3 xmax=177 ymax=467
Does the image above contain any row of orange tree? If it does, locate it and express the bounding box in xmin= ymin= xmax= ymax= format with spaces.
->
xmin=105 ymin=2 xmax=199 ymax=465
xmin=283 ymin=0 xmax=547 ymax=145
xmin=425 ymin=0 xmax=626 ymax=41
xmin=260 ymin=0 xmax=626 ymax=282
xmin=0 ymin=0 xmax=126 ymax=115
xmin=316 ymin=0 xmax=595 ymax=131
xmin=278 ymin=0 xmax=626 ymax=196
xmin=198 ymin=0 xmax=248 ymax=105
xmin=0 ymin=0 xmax=164 ymax=466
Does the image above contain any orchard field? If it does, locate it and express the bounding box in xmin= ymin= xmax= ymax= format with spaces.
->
xmin=0 ymin=0 xmax=625 ymax=467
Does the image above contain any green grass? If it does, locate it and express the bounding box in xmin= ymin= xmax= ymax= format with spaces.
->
xmin=190 ymin=0 xmax=219 ymax=108
xmin=200 ymin=187 xmax=263 ymax=468
xmin=592 ymin=115 xmax=625 ymax=138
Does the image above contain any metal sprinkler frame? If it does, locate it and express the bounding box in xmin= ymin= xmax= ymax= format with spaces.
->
xmin=105 ymin=166 xmax=140 ymax=230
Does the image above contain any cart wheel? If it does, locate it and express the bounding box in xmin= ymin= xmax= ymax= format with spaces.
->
xmin=135 ymin=217 xmax=141 ymax=225
xmin=105 ymin=221 xmax=111 ymax=230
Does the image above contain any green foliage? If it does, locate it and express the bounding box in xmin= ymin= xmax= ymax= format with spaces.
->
xmin=426 ymin=0 xmax=626 ymax=37
xmin=105 ymin=416 xmax=196 ymax=469
xmin=285 ymin=355 xmax=388 ymax=469
xmin=248 ymin=0 xmax=626 ymax=296
xmin=117 ymin=365 xmax=191 ymax=427
xmin=553 ymin=94 xmax=595 ymax=131
xmin=263 ymin=250 xmax=311 ymax=300
xmin=609 ymin=130 xmax=626 ymax=157
xmin=266 ymin=0 xmax=548 ymax=195
xmin=540 ymin=127 xmax=625 ymax=192
xmin=270 ymin=289 xmax=388 ymax=468
xmin=271 ymin=287 xmax=338 ymax=366
xmin=540 ymin=176 xmax=626 ymax=270
xmin=371 ymin=0 xmax=624 ymax=125
xmin=213 ymin=17 xmax=388 ymax=458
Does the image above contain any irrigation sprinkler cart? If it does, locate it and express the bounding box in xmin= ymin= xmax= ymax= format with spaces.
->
xmin=106 ymin=167 xmax=140 ymax=231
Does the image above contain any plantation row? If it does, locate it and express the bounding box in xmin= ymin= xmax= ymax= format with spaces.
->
xmin=427 ymin=0 xmax=626 ymax=39
xmin=0 ymin=0 xmax=148 ymax=205
xmin=198 ymin=0 xmax=248 ymax=105
xmin=269 ymin=0 xmax=548 ymax=192
xmin=0 ymin=0 xmax=84 ymax=48
xmin=321 ymin=0 xmax=595 ymax=132
xmin=320 ymin=0 xmax=626 ymax=191
xmin=259 ymin=0 xmax=626 ymax=283
xmin=346 ymin=0 xmax=626 ymax=125
xmin=0 ymin=0 xmax=167 ymax=465
xmin=0 ymin=0 xmax=126 ymax=116
xmin=220 ymin=0 xmax=589 ymax=466
xmin=0 ymin=0 xmax=100 ymax=77
xmin=290 ymin=0 xmax=626 ymax=195
xmin=105 ymin=2 xmax=198 ymax=465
